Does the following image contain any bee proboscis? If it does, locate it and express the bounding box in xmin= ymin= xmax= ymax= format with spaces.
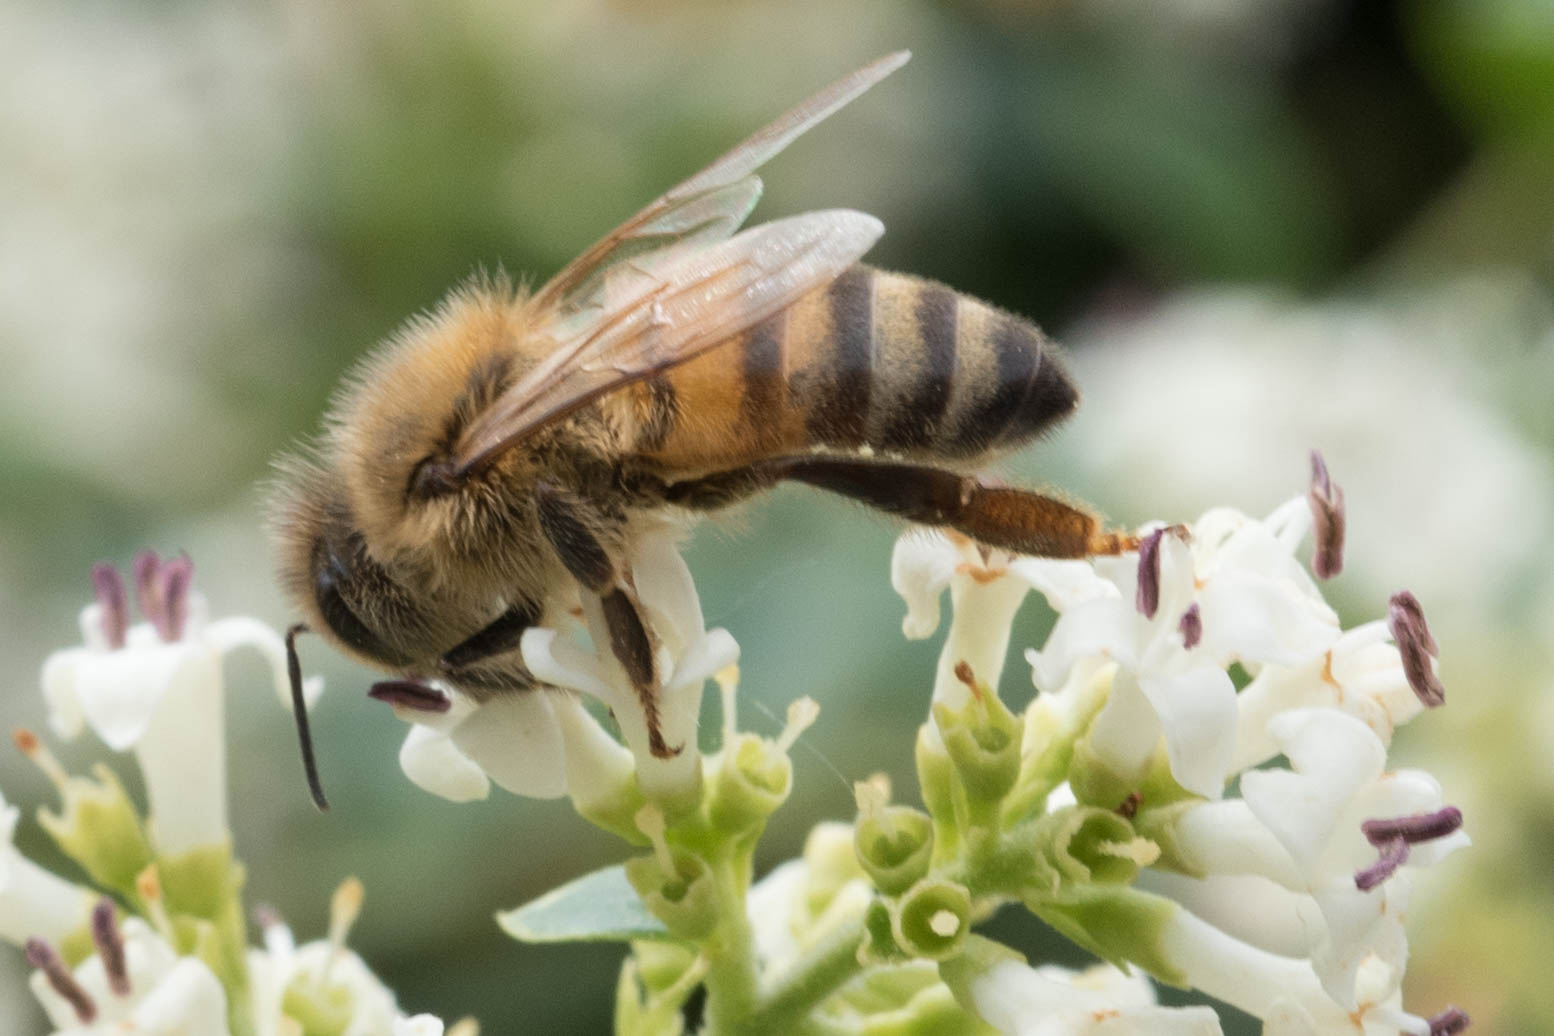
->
xmin=269 ymin=51 xmax=1137 ymax=808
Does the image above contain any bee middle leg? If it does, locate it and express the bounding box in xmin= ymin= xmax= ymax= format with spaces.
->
xmin=669 ymin=457 xmax=1137 ymax=559
xmin=535 ymin=482 xmax=674 ymax=758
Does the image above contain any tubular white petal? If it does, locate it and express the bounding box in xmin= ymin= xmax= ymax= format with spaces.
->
xmin=550 ymin=694 xmax=633 ymax=809
xmin=933 ymin=572 xmax=1031 ymax=707
xmin=1140 ymin=872 xmax=1310 ymax=957
xmin=134 ymin=650 xmax=228 ymax=853
xmin=1137 ymin=666 xmax=1238 ymax=799
xmin=393 ymin=1015 xmax=446 ymax=1036
xmin=891 ymin=530 xmax=959 ymax=640
xmin=203 ymin=615 xmax=324 ymax=711
xmin=0 ymin=793 xmax=94 ymax=946
xmin=448 ymin=694 xmax=567 ymax=799
xmin=969 ymin=958 xmax=1224 ymax=1035
xmin=127 ymin=957 xmax=230 ymax=1034
xmin=398 ymin=725 xmax=491 ymax=803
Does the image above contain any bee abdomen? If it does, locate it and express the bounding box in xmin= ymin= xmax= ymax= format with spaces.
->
xmin=637 ymin=266 xmax=1076 ymax=472
xmin=785 ymin=266 xmax=1077 ymax=460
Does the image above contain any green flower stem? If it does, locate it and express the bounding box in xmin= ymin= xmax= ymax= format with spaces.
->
xmin=701 ymin=853 xmax=760 ymax=1032
xmin=739 ymin=914 xmax=867 ymax=1036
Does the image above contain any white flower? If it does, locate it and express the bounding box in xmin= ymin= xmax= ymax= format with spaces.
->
xmin=968 ymin=958 xmax=1223 ymax=1035
xmin=1161 ymin=708 xmax=1467 ymax=1013
xmin=383 ymin=526 xmax=733 ymax=806
xmin=40 ymin=555 xmax=321 ymax=855
xmin=31 ymin=917 xmax=229 ymax=1036
xmin=249 ymin=880 xmax=441 ymax=1036
xmin=1031 ymin=504 xmax=1338 ymax=798
xmin=0 ymin=787 xmax=95 ymax=948
xmin=522 ymin=524 xmax=738 ymax=803
xmin=893 ymin=529 xmax=1117 ymax=709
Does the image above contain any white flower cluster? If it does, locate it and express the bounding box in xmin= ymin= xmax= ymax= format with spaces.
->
xmin=892 ymin=463 xmax=1468 ymax=1035
xmin=4 ymin=553 xmax=459 ymax=1035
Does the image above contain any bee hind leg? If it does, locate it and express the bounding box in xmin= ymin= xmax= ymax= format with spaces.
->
xmin=535 ymin=482 xmax=677 ymax=758
xmin=682 ymin=457 xmax=1137 ymax=559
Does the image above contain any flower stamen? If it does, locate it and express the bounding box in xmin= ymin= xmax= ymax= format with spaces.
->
xmin=321 ymin=876 xmax=364 ymax=988
xmin=1135 ymin=527 xmax=1164 ymax=619
xmin=635 ymin=805 xmax=676 ymax=878
xmin=1307 ymin=449 xmax=1345 ymax=579
xmin=25 ymin=937 xmax=97 ymax=1022
xmin=13 ymin=728 xmax=71 ymax=795
xmin=1429 ymin=1006 xmax=1471 ymax=1035
xmin=157 ymin=554 xmax=194 ymax=642
xmin=1178 ymin=603 xmax=1202 ymax=649
xmin=90 ymin=563 xmax=129 ymax=650
xmin=136 ymin=865 xmax=178 ymax=945
xmin=1354 ymin=836 xmax=1409 ymax=891
xmin=1388 ymin=590 xmax=1444 ymax=706
xmin=90 ymin=897 xmax=131 ymax=997
xmin=776 ymin=697 xmax=819 ymax=755
xmin=133 ymin=550 xmax=163 ymax=632
xmin=1362 ymin=806 xmax=1463 ymax=846
xmin=716 ymin=664 xmax=740 ymax=749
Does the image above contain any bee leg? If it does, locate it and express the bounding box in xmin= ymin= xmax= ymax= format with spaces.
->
xmin=699 ymin=457 xmax=1135 ymax=558
xmin=535 ymin=482 xmax=676 ymax=758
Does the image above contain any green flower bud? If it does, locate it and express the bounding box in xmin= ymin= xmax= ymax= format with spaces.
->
xmin=854 ymin=806 xmax=934 ymax=896
xmin=625 ymin=849 xmax=719 ymax=941
xmin=38 ymin=764 xmax=153 ymax=901
xmin=708 ymin=734 xmax=792 ymax=834
xmin=932 ymin=689 xmax=1021 ymax=808
xmin=889 ymin=878 xmax=972 ymax=961
xmin=632 ymin=940 xmax=699 ymax=994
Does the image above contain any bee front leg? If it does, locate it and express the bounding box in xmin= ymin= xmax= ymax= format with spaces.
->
xmin=535 ymin=482 xmax=675 ymax=758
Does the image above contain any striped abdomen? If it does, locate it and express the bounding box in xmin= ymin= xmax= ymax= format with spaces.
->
xmin=631 ymin=265 xmax=1077 ymax=473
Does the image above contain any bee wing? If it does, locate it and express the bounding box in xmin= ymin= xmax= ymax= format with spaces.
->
xmin=528 ymin=50 xmax=909 ymax=319
xmin=454 ymin=208 xmax=882 ymax=473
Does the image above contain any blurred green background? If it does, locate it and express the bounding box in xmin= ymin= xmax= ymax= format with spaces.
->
xmin=3 ymin=0 xmax=1551 ymax=1032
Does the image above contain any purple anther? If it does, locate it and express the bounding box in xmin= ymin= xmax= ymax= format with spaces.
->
xmin=90 ymin=563 xmax=128 ymax=650
xmin=1429 ymin=1006 xmax=1470 ymax=1035
xmin=253 ymin=903 xmax=284 ymax=931
xmin=156 ymin=554 xmax=194 ymax=642
xmin=133 ymin=550 xmax=162 ymax=625
xmin=368 ymin=680 xmax=452 ymax=714
xmin=1362 ymin=806 xmax=1463 ymax=847
xmin=90 ymin=898 xmax=130 ymax=997
xmin=25 ymin=938 xmax=97 ymax=1022
xmin=1307 ymin=450 xmax=1345 ymax=580
xmin=1354 ymin=836 xmax=1409 ymax=891
xmin=1136 ymin=527 xmax=1164 ymax=619
xmin=1178 ymin=603 xmax=1202 ymax=649
xmin=1388 ymin=590 xmax=1445 ymax=707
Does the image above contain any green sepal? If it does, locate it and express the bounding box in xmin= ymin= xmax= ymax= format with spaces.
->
xmin=37 ymin=764 xmax=153 ymax=900
xmin=1042 ymin=806 xmax=1153 ymax=885
xmin=914 ymin=726 xmax=961 ymax=864
xmin=1002 ymin=666 xmax=1111 ymax=827
xmin=497 ymin=864 xmax=671 ymax=944
xmin=932 ymin=691 xmax=1021 ymax=809
xmin=615 ymin=955 xmax=686 ymax=1036
xmin=573 ymin=773 xmax=649 ymax=846
xmin=159 ymin=841 xmax=252 ymax=1036
xmin=1024 ymin=884 xmax=1185 ymax=986
xmin=1131 ymin=799 xmax=1207 ymax=876
xmin=708 ymin=735 xmax=792 ymax=835
xmin=624 ymin=850 xmax=719 ymax=941
xmin=889 ymin=878 xmax=972 ymax=961
xmin=281 ymin=975 xmax=355 ymax=1036
xmin=855 ymin=980 xmax=998 ymax=1035
xmin=855 ymin=806 xmax=934 ymax=896
xmin=1068 ymin=735 xmax=1198 ymax=814
xmin=858 ymin=899 xmax=909 ymax=966
xmin=633 ymin=940 xmax=699 ymax=994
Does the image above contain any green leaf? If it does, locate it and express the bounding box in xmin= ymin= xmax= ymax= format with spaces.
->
xmin=497 ymin=864 xmax=672 ymax=944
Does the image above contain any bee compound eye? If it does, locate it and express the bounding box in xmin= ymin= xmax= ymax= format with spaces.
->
xmin=311 ymin=539 xmax=413 ymax=667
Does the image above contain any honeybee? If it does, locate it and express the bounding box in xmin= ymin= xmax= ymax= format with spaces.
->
xmin=269 ymin=51 xmax=1137 ymax=807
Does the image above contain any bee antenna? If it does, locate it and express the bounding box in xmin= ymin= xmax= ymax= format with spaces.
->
xmin=285 ymin=623 xmax=329 ymax=811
